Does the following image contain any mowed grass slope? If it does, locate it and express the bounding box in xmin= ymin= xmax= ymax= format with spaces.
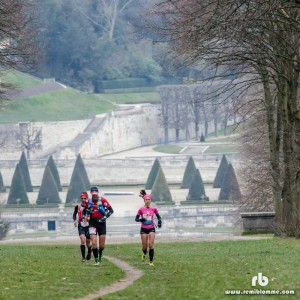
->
xmin=1 ymin=89 xmax=116 ymax=122
xmin=0 ymin=238 xmax=299 ymax=300
xmin=3 ymin=71 xmax=42 ymax=88
xmin=0 ymin=71 xmax=160 ymax=122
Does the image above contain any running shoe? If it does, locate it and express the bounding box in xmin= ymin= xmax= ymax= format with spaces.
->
xmin=142 ymin=254 xmax=146 ymax=262
xmin=82 ymin=257 xmax=86 ymax=262
xmin=94 ymin=258 xmax=100 ymax=266
xmin=86 ymin=252 xmax=91 ymax=261
xmin=149 ymin=262 xmax=154 ymax=267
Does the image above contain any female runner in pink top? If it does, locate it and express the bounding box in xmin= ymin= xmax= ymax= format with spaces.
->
xmin=135 ymin=190 xmax=162 ymax=267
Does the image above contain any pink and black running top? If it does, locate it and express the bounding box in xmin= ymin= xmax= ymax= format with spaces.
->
xmin=136 ymin=206 xmax=159 ymax=229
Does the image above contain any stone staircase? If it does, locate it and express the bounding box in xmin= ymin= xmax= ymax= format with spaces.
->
xmin=38 ymin=114 xmax=107 ymax=159
xmin=65 ymin=114 xmax=106 ymax=148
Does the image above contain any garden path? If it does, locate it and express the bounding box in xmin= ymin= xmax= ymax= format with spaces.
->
xmin=70 ymin=256 xmax=143 ymax=300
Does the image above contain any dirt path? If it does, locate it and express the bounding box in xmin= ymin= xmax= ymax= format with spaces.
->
xmin=71 ymin=256 xmax=143 ymax=300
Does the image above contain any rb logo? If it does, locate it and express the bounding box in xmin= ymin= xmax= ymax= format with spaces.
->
xmin=252 ymin=272 xmax=269 ymax=287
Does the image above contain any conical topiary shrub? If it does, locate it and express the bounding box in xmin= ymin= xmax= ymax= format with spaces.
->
xmin=19 ymin=151 xmax=33 ymax=192
xmin=218 ymin=163 xmax=242 ymax=201
xmin=0 ymin=170 xmax=6 ymax=192
xmin=145 ymin=158 xmax=161 ymax=189
xmin=200 ymin=133 xmax=205 ymax=142
xmin=46 ymin=155 xmax=62 ymax=191
xmin=7 ymin=163 xmax=29 ymax=205
xmin=213 ymin=154 xmax=229 ymax=188
xmin=151 ymin=167 xmax=175 ymax=205
xmin=66 ymin=168 xmax=87 ymax=204
xmin=186 ymin=169 xmax=208 ymax=201
xmin=71 ymin=154 xmax=90 ymax=191
xmin=36 ymin=166 xmax=61 ymax=205
xmin=181 ymin=156 xmax=197 ymax=189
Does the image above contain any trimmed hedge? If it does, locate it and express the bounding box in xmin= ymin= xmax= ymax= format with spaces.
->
xmin=71 ymin=154 xmax=90 ymax=191
xmin=46 ymin=155 xmax=62 ymax=191
xmin=19 ymin=151 xmax=33 ymax=192
xmin=213 ymin=154 xmax=229 ymax=188
xmin=218 ymin=163 xmax=242 ymax=201
xmin=181 ymin=156 xmax=197 ymax=189
xmin=36 ymin=166 xmax=61 ymax=205
xmin=0 ymin=171 xmax=6 ymax=192
xmin=94 ymin=77 xmax=183 ymax=93
xmin=151 ymin=167 xmax=175 ymax=205
xmin=7 ymin=163 xmax=29 ymax=205
xmin=66 ymin=168 xmax=87 ymax=204
xmin=145 ymin=158 xmax=161 ymax=190
xmin=186 ymin=169 xmax=208 ymax=201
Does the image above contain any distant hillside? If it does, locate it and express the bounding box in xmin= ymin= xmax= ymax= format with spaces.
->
xmin=0 ymin=71 xmax=159 ymax=123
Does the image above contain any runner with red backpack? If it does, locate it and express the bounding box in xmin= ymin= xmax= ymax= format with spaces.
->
xmin=73 ymin=192 xmax=92 ymax=262
xmin=87 ymin=186 xmax=114 ymax=266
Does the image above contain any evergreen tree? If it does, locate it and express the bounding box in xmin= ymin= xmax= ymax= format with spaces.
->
xmin=46 ymin=155 xmax=62 ymax=191
xmin=151 ymin=167 xmax=175 ymax=204
xmin=213 ymin=154 xmax=229 ymax=188
xmin=145 ymin=158 xmax=161 ymax=189
xmin=18 ymin=151 xmax=33 ymax=192
xmin=36 ymin=166 xmax=61 ymax=205
xmin=71 ymin=154 xmax=90 ymax=191
xmin=0 ymin=171 xmax=6 ymax=192
xmin=218 ymin=163 xmax=242 ymax=201
xmin=66 ymin=168 xmax=87 ymax=204
xmin=186 ymin=169 xmax=208 ymax=201
xmin=200 ymin=133 xmax=205 ymax=142
xmin=181 ymin=156 xmax=197 ymax=189
xmin=7 ymin=163 xmax=29 ymax=205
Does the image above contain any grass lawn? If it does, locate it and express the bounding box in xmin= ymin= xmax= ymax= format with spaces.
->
xmin=153 ymin=144 xmax=183 ymax=154
xmin=205 ymin=136 xmax=240 ymax=143
xmin=0 ymin=244 xmax=125 ymax=300
xmin=0 ymin=89 xmax=159 ymax=123
xmin=203 ymin=144 xmax=241 ymax=154
xmin=0 ymin=238 xmax=299 ymax=299
xmin=3 ymin=70 xmax=42 ymax=88
xmin=101 ymin=92 xmax=159 ymax=104
xmin=0 ymin=89 xmax=116 ymax=122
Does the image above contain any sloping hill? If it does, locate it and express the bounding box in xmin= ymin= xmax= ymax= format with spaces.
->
xmin=0 ymin=71 xmax=159 ymax=123
xmin=6 ymin=81 xmax=66 ymax=99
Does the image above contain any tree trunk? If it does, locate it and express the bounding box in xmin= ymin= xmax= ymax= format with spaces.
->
xmin=280 ymin=78 xmax=300 ymax=236
xmin=26 ymin=148 xmax=30 ymax=159
xmin=205 ymin=120 xmax=208 ymax=138
xmin=175 ymin=128 xmax=179 ymax=143
xmin=259 ymin=66 xmax=283 ymax=234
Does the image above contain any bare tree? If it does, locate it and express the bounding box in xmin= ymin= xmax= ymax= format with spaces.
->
xmin=0 ymin=0 xmax=40 ymax=103
xmin=0 ymin=129 xmax=9 ymax=147
xmin=144 ymin=1 xmax=300 ymax=236
xmin=177 ymin=86 xmax=193 ymax=141
xmin=239 ymin=105 xmax=274 ymax=212
xmin=158 ymin=83 xmax=238 ymax=143
xmin=157 ymin=86 xmax=170 ymax=144
xmin=73 ymin=0 xmax=134 ymax=40
xmin=15 ymin=123 xmax=42 ymax=159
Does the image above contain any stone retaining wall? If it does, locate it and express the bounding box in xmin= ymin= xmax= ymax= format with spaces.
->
xmin=0 ymin=104 xmax=205 ymax=160
xmin=240 ymin=212 xmax=275 ymax=233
